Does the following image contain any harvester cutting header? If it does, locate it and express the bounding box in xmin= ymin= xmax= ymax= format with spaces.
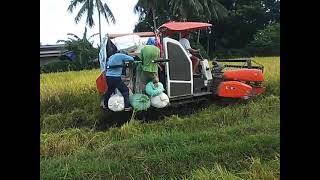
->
xmin=96 ymin=21 xmax=265 ymax=113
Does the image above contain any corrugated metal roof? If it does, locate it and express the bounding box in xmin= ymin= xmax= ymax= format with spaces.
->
xmin=40 ymin=50 xmax=66 ymax=54
xmin=40 ymin=44 xmax=64 ymax=49
xmin=40 ymin=54 xmax=61 ymax=58
xmin=40 ymin=44 xmax=67 ymax=58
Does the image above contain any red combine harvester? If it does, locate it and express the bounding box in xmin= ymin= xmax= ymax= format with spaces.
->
xmin=97 ymin=21 xmax=265 ymax=114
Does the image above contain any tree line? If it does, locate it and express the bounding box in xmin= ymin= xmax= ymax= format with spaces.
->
xmin=41 ymin=0 xmax=280 ymax=73
xmin=134 ymin=0 xmax=280 ymax=57
xmin=64 ymin=0 xmax=279 ymax=58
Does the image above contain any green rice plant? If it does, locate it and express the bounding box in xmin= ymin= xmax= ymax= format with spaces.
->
xmin=182 ymin=156 xmax=280 ymax=180
xmin=185 ymin=164 xmax=243 ymax=180
xmin=252 ymin=57 xmax=280 ymax=96
xmin=119 ymin=120 xmax=143 ymax=139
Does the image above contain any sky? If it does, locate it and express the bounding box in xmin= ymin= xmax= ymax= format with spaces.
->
xmin=40 ymin=0 xmax=140 ymax=46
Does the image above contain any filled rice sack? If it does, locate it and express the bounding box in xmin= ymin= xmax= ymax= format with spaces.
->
xmin=150 ymin=92 xmax=170 ymax=108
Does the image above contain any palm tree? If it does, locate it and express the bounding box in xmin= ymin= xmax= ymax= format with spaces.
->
xmin=134 ymin=0 xmax=169 ymax=31
xmin=170 ymin=0 xmax=203 ymax=20
xmin=67 ymin=0 xmax=116 ymax=45
xmin=170 ymin=0 xmax=228 ymax=21
xmin=169 ymin=0 xmax=228 ymax=54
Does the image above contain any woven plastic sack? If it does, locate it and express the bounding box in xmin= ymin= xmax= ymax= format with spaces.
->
xmin=108 ymin=89 xmax=124 ymax=112
xmin=151 ymin=92 xmax=170 ymax=108
xmin=145 ymin=81 xmax=164 ymax=97
xmin=129 ymin=94 xmax=150 ymax=111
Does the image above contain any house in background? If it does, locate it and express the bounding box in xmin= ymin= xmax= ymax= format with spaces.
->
xmin=40 ymin=44 xmax=67 ymax=66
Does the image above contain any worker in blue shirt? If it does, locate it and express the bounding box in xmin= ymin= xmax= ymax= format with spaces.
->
xmin=104 ymin=52 xmax=134 ymax=111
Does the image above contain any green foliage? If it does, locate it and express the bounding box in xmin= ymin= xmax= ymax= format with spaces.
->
xmin=57 ymin=28 xmax=99 ymax=66
xmin=168 ymin=0 xmax=228 ymax=22
xmin=40 ymin=61 xmax=79 ymax=73
xmin=42 ymin=28 xmax=101 ymax=74
xmin=247 ymin=23 xmax=280 ymax=56
xmin=213 ymin=1 xmax=266 ymax=49
xmin=134 ymin=0 xmax=280 ymax=58
xmin=191 ymin=42 xmax=209 ymax=59
xmin=64 ymin=40 xmax=98 ymax=65
xmin=134 ymin=0 xmax=170 ymax=30
xmin=40 ymin=60 xmax=99 ymax=74
xmin=134 ymin=0 xmax=228 ymax=31
xmin=212 ymin=48 xmax=250 ymax=58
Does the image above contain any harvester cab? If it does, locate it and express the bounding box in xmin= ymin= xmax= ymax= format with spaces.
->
xmin=96 ymin=21 xmax=266 ymax=112
xmin=157 ymin=21 xmax=265 ymax=101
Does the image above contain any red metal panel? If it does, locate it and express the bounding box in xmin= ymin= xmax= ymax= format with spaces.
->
xmin=158 ymin=21 xmax=212 ymax=35
xmin=217 ymin=81 xmax=252 ymax=98
xmin=159 ymin=22 xmax=212 ymax=31
xmin=223 ymin=69 xmax=264 ymax=82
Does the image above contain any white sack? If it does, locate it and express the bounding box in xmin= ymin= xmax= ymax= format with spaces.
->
xmin=108 ymin=89 xmax=124 ymax=112
xmin=151 ymin=93 xmax=170 ymax=108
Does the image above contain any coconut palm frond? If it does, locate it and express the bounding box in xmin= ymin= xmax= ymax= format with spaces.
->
xmin=56 ymin=40 xmax=67 ymax=43
xmin=67 ymin=33 xmax=81 ymax=40
xmin=88 ymin=33 xmax=99 ymax=40
xmin=74 ymin=1 xmax=89 ymax=24
xmin=86 ymin=0 xmax=95 ymax=27
xmin=103 ymin=3 xmax=116 ymax=24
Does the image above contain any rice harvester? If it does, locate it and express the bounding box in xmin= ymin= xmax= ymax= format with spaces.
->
xmin=96 ymin=21 xmax=265 ymax=112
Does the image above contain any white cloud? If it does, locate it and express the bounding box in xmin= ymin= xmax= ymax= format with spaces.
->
xmin=40 ymin=0 xmax=140 ymax=46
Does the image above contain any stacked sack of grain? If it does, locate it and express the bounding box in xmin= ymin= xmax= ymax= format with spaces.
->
xmin=129 ymin=93 xmax=150 ymax=111
xmin=145 ymin=82 xmax=170 ymax=108
xmin=108 ymin=89 xmax=124 ymax=112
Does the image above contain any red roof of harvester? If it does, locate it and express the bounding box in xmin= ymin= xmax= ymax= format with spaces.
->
xmin=158 ymin=21 xmax=212 ymax=35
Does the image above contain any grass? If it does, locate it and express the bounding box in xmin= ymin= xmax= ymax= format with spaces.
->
xmin=41 ymin=95 xmax=279 ymax=179
xmin=40 ymin=56 xmax=280 ymax=179
xmin=185 ymin=156 xmax=279 ymax=180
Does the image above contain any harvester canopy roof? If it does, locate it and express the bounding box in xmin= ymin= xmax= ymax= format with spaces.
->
xmin=158 ymin=21 xmax=212 ymax=36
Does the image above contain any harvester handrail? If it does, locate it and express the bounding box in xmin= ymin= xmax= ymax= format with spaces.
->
xmin=214 ymin=59 xmax=250 ymax=62
xmin=152 ymin=59 xmax=170 ymax=63
xmin=214 ymin=58 xmax=264 ymax=72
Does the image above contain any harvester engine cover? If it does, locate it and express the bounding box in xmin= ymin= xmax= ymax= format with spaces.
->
xmin=217 ymin=81 xmax=253 ymax=99
xmin=223 ymin=69 xmax=264 ymax=82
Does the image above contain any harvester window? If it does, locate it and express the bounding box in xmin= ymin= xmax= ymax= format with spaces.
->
xmin=167 ymin=42 xmax=191 ymax=81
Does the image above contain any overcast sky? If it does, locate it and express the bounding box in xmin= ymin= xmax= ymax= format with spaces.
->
xmin=40 ymin=0 xmax=140 ymax=46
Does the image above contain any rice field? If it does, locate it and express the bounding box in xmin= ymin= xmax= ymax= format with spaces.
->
xmin=40 ymin=56 xmax=280 ymax=179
